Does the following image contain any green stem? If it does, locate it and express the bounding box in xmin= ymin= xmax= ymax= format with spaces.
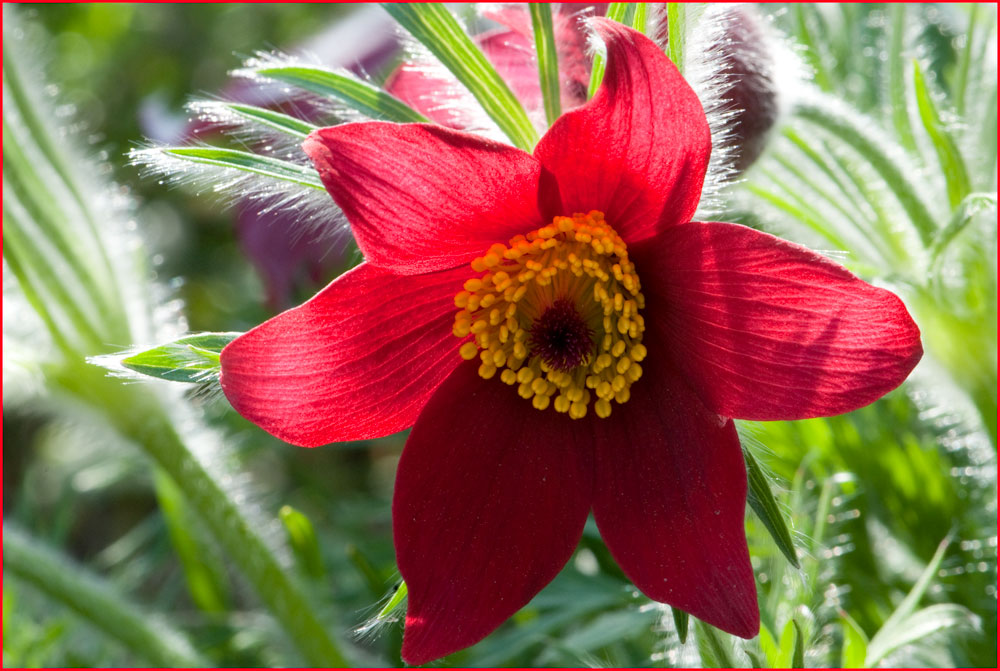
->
xmin=530 ymin=3 xmax=561 ymax=127
xmin=4 ymin=523 xmax=206 ymax=667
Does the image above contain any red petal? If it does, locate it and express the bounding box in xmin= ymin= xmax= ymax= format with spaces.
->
xmin=394 ymin=362 xmax=594 ymax=664
xmin=219 ymin=263 xmax=467 ymax=447
xmin=304 ymin=123 xmax=547 ymax=274
xmin=591 ymin=352 xmax=759 ymax=638
xmin=533 ymin=19 xmax=710 ymax=242
xmin=635 ymin=222 xmax=923 ymax=420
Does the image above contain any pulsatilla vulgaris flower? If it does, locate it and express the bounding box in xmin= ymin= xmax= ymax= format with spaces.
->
xmin=219 ymin=20 xmax=922 ymax=664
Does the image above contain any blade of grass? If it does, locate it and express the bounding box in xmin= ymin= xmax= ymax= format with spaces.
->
xmin=888 ymin=4 xmax=917 ymax=152
xmin=529 ymin=3 xmax=561 ymax=126
xmin=245 ymin=65 xmax=429 ymax=123
xmin=383 ymin=3 xmax=537 ymax=150
xmin=4 ymin=523 xmax=206 ymax=667
xmin=196 ymin=101 xmax=318 ymax=139
xmin=156 ymin=147 xmax=325 ymax=190
xmin=954 ymin=3 xmax=980 ymax=117
xmin=588 ymin=3 xmax=629 ymax=98
xmin=744 ymin=446 xmax=801 ymax=569
xmin=672 ymin=607 xmax=690 ymax=644
xmin=912 ymin=60 xmax=971 ymax=209
xmin=665 ymin=3 xmax=686 ymax=73
xmin=797 ymin=97 xmax=939 ymax=247
xmin=928 ymin=192 xmax=996 ymax=267
xmin=695 ymin=621 xmax=735 ymax=668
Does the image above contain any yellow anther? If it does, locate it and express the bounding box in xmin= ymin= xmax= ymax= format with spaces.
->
xmin=452 ymin=210 xmax=645 ymax=419
xmin=459 ymin=341 xmax=479 ymax=360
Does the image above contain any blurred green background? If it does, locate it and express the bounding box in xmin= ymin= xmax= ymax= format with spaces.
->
xmin=4 ymin=3 xmax=996 ymax=668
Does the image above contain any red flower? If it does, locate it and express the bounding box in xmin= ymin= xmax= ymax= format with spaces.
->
xmin=219 ymin=20 xmax=922 ymax=664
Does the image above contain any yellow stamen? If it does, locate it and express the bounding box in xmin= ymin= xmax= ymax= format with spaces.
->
xmin=453 ymin=211 xmax=645 ymax=419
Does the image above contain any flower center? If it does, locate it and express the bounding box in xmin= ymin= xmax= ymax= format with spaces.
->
xmin=453 ymin=210 xmax=646 ymax=419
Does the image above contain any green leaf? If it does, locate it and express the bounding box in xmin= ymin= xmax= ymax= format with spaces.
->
xmin=796 ymin=97 xmax=939 ymax=247
xmin=665 ymin=3 xmax=686 ymax=74
xmin=791 ymin=619 xmax=806 ymax=668
xmin=206 ymin=101 xmax=317 ymax=138
xmin=866 ymin=604 xmax=980 ymax=666
xmin=839 ymin=612 xmax=869 ymax=668
xmin=588 ymin=3 xmax=629 ymax=98
xmin=376 ymin=581 xmax=408 ymax=620
xmin=865 ymin=534 xmax=953 ymax=665
xmin=247 ymin=65 xmax=429 ymax=123
xmin=887 ymin=5 xmax=917 ymax=152
xmin=759 ymin=623 xmax=782 ymax=668
xmin=630 ymin=2 xmax=648 ymax=33
xmin=672 ymin=606 xmax=690 ymax=644
xmin=928 ymin=192 xmax=996 ymax=266
xmin=158 ymin=147 xmax=325 ymax=190
xmin=121 ymin=332 xmax=240 ymax=383
xmin=744 ymin=447 xmax=800 ymax=568
xmin=912 ymin=60 xmax=972 ymax=209
xmin=383 ymin=3 xmax=538 ymax=150
xmin=695 ymin=621 xmax=736 ymax=668
xmin=280 ymin=505 xmax=326 ymax=580
xmin=4 ymin=523 xmax=205 ymax=667
xmin=529 ymin=3 xmax=561 ymax=127
xmin=154 ymin=470 xmax=230 ymax=613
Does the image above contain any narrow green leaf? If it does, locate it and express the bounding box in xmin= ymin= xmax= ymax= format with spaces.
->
xmin=248 ymin=65 xmax=429 ymax=123
xmin=695 ymin=621 xmax=735 ymax=668
xmin=529 ymin=3 xmax=561 ymax=127
xmin=159 ymin=147 xmax=325 ymax=190
xmin=867 ymin=604 xmax=979 ymax=666
xmin=912 ymin=60 xmax=971 ymax=209
xmin=887 ymin=4 xmax=917 ymax=152
xmin=791 ymin=619 xmax=805 ymax=668
xmin=839 ymin=611 xmax=869 ymax=668
xmin=630 ymin=2 xmax=648 ymax=33
xmin=376 ymin=581 xmax=409 ymax=620
xmin=4 ymin=523 xmax=205 ymax=667
xmin=744 ymin=648 xmax=765 ymax=669
xmin=929 ymin=192 xmax=997 ymax=266
xmin=121 ymin=332 xmax=240 ymax=383
xmin=672 ymin=606 xmax=690 ymax=644
xmin=280 ymin=505 xmax=326 ymax=580
xmin=383 ymin=3 xmax=538 ymax=150
xmin=154 ymin=470 xmax=230 ymax=613
xmin=744 ymin=447 xmax=801 ymax=568
xmin=866 ymin=534 xmax=953 ymax=666
xmin=588 ymin=3 xmax=629 ymax=98
xmin=347 ymin=544 xmax=388 ymax=598
xmin=665 ymin=3 xmax=686 ymax=74
xmin=55 ymin=364 xmax=351 ymax=667
xmin=759 ymin=624 xmax=782 ymax=668
xmin=953 ymin=3 xmax=980 ymax=117
xmin=213 ymin=101 xmax=317 ymax=138
xmin=793 ymin=4 xmax=831 ymax=91
xmin=797 ymin=97 xmax=939 ymax=247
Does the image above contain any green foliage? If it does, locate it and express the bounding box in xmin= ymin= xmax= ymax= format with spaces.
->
xmin=383 ymin=2 xmax=538 ymax=150
xmin=120 ymin=332 xmax=238 ymax=383
xmin=5 ymin=3 xmax=996 ymax=669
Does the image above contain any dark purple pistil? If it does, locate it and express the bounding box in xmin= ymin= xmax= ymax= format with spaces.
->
xmin=528 ymin=299 xmax=594 ymax=371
